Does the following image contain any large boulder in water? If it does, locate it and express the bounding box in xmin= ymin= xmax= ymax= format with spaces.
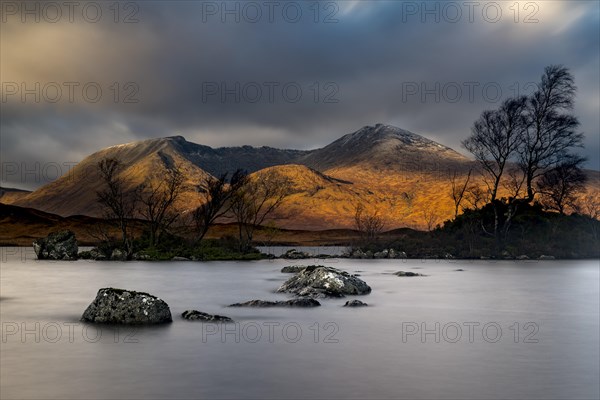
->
xmin=277 ymin=266 xmax=371 ymax=298
xmin=81 ymin=288 xmax=172 ymax=324
xmin=33 ymin=230 xmax=78 ymax=260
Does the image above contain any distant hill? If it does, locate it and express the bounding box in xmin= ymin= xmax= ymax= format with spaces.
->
xmin=4 ymin=124 xmax=599 ymax=230
xmin=0 ymin=187 xmax=31 ymax=203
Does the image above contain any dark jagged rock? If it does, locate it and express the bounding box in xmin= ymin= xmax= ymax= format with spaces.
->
xmin=181 ymin=310 xmax=233 ymax=322
xmin=228 ymin=299 xmax=321 ymax=308
xmin=277 ymin=265 xmax=371 ymax=298
xmin=32 ymin=230 xmax=78 ymax=260
xmin=343 ymin=300 xmax=368 ymax=307
xmin=81 ymin=288 xmax=172 ymax=324
xmin=281 ymin=265 xmax=308 ymax=273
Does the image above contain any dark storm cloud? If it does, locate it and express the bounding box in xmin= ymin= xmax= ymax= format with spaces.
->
xmin=1 ymin=1 xmax=598 ymax=189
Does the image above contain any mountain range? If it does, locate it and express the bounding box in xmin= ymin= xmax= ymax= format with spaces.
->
xmin=2 ymin=124 xmax=598 ymax=230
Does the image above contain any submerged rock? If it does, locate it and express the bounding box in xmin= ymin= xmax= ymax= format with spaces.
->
xmin=228 ymin=299 xmax=321 ymax=308
xmin=33 ymin=230 xmax=78 ymax=260
xmin=343 ymin=300 xmax=368 ymax=307
xmin=277 ymin=266 xmax=371 ymax=298
xmin=81 ymin=288 xmax=172 ymax=324
xmin=394 ymin=271 xmax=423 ymax=277
xmin=181 ymin=310 xmax=233 ymax=322
xmin=281 ymin=265 xmax=308 ymax=273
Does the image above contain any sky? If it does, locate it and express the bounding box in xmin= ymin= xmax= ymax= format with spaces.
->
xmin=1 ymin=0 xmax=599 ymax=190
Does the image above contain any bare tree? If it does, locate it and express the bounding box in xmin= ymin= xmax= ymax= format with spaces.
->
xmin=464 ymin=184 xmax=487 ymax=210
xmin=502 ymin=167 xmax=527 ymax=200
xmin=421 ymin=209 xmax=440 ymax=232
xmin=192 ymin=169 xmax=247 ymax=243
xmin=462 ymin=96 xmax=526 ymax=202
xmin=354 ymin=202 xmax=385 ymax=241
xmin=536 ymin=154 xmax=587 ymax=214
xmin=519 ymin=65 xmax=584 ymax=202
xmin=576 ymin=194 xmax=600 ymax=241
xmin=96 ymin=158 xmax=139 ymax=258
xmin=137 ymin=167 xmax=185 ymax=247
xmin=449 ymin=168 xmax=472 ymax=218
xmin=230 ymin=169 xmax=292 ymax=252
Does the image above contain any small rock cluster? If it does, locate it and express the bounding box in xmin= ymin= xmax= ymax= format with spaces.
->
xmin=282 ymin=249 xmax=311 ymax=259
xmin=348 ymin=248 xmax=407 ymax=259
xmin=32 ymin=230 xmax=78 ymax=260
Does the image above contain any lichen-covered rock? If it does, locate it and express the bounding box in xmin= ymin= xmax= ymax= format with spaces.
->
xmin=277 ymin=266 xmax=371 ymax=298
xmin=110 ymin=249 xmax=127 ymax=261
xmin=32 ymin=230 xmax=78 ymax=260
xmin=228 ymin=298 xmax=321 ymax=308
xmin=81 ymin=288 xmax=172 ymax=324
xmin=344 ymin=300 xmax=368 ymax=307
xmin=281 ymin=265 xmax=308 ymax=273
xmin=181 ymin=310 xmax=233 ymax=322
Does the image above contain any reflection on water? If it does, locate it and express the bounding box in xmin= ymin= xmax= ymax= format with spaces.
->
xmin=1 ymin=248 xmax=598 ymax=399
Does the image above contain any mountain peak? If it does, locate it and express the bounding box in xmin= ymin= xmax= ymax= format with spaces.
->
xmin=165 ymin=135 xmax=187 ymax=142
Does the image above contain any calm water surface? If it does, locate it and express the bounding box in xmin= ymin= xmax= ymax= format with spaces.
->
xmin=1 ymin=248 xmax=598 ymax=399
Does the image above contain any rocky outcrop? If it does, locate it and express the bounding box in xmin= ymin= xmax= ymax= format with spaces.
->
xmin=110 ymin=249 xmax=127 ymax=261
xmin=181 ymin=310 xmax=233 ymax=322
xmin=281 ymin=265 xmax=308 ymax=273
xmin=394 ymin=271 xmax=423 ymax=277
xmin=539 ymin=255 xmax=555 ymax=260
xmin=343 ymin=300 xmax=368 ymax=307
xmin=81 ymin=288 xmax=172 ymax=324
xmin=32 ymin=230 xmax=78 ymax=260
xmin=277 ymin=266 xmax=371 ymax=298
xmin=283 ymin=249 xmax=311 ymax=259
xmin=228 ymin=299 xmax=321 ymax=308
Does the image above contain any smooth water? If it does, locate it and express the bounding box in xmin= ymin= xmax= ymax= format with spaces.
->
xmin=1 ymin=248 xmax=599 ymax=399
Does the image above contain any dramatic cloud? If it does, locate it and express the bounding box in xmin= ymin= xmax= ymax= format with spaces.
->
xmin=1 ymin=0 xmax=598 ymax=189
